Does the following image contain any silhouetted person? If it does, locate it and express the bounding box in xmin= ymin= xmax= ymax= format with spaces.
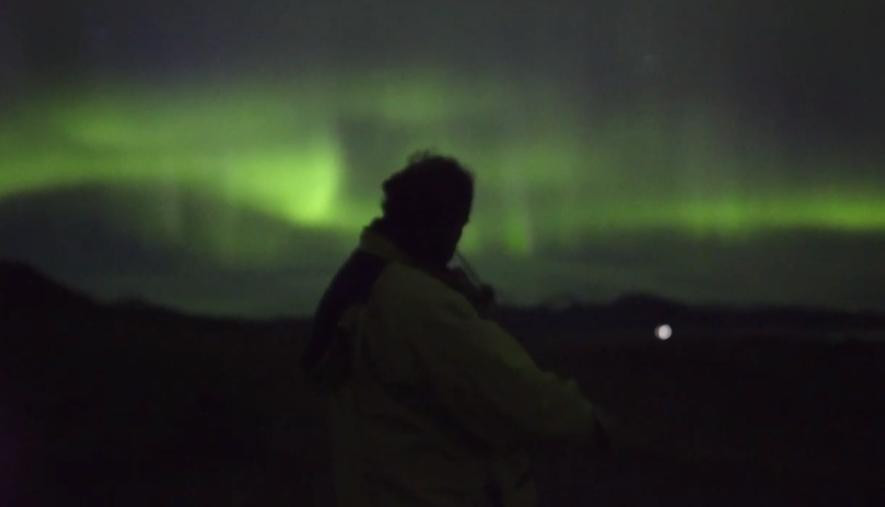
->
xmin=302 ymin=152 xmax=608 ymax=507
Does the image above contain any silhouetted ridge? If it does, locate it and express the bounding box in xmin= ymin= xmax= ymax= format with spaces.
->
xmin=606 ymin=292 xmax=688 ymax=323
xmin=0 ymin=259 xmax=94 ymax=311
xmin=611 ymin=292 xmax=685 ymax=311
xmin=539 ymin=292 xmax=584 ymax=312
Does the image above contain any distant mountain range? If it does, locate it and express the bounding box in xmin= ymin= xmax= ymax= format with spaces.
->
xmin=0 ymin=260 xmax=97 ymax=312
xmin=4 ymin=259 xmax=884 ymax=341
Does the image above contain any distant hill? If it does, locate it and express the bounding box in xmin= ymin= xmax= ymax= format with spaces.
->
xmin=3 ymin=260 xmax=884 ymax=340
xmin=0 ymin=259 xmax=96 ymax=312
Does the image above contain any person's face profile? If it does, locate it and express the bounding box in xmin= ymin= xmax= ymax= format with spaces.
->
xmin=415 ymin=216 xmax=467 ymax=268
xmin=440 ymin=218 xmax=468 ymax=265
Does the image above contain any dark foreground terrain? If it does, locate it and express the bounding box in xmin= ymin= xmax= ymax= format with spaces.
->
xmin=1 ymin=261 xmax=883 ymax=506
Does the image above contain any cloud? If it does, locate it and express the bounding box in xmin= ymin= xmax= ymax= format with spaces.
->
xmin=0 ymin=184 xmax=353 ymax=317
xmin=3 ymin=183 xmax=885 ymax=316
xmin=517 ymin=228 xmax=885 ymax=312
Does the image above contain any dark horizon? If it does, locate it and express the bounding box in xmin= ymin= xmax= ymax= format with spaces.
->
xmin=6 ymin=258 xmax=885 ymax=342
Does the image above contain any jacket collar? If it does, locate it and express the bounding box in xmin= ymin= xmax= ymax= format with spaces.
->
xmin=358 ymin=221 xmax=415 ymax=266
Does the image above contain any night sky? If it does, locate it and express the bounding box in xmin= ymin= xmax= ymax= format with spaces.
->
xmin=1 ymin=0 xmax=884 ymax=317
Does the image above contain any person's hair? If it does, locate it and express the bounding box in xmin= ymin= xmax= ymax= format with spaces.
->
xmin=381 ymin=151 xmax=474 ymax=229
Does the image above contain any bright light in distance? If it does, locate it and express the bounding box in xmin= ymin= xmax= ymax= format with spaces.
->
xmin=655 ymin=324 xmax=673 ymax=341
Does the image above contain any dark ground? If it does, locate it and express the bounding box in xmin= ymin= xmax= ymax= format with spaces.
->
xmin=1 ymin=262 xmax=883 ymax=506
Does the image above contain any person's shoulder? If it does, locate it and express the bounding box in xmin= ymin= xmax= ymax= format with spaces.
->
xmin=372 ymin=262 xmax=475 ymax=318
xmin=373 ymin=262 xmax=454 ymax=303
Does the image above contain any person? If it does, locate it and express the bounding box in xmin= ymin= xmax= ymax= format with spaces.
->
xmin=301 ymin=152 xmax=609 ymax=507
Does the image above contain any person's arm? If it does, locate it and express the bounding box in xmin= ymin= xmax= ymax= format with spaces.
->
xmin=400 ymin=287 xmax=603 ymax=451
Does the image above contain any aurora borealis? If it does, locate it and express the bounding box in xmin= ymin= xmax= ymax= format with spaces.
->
xmin=2 ymin=0 xmax=884 ymax=316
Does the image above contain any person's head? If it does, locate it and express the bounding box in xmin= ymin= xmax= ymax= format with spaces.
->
xmin=380 ymin=152 xmax=474 ymax=268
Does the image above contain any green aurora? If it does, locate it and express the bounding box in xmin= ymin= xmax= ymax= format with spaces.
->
xmin=2 ymin=69 xmax=884 ymax=314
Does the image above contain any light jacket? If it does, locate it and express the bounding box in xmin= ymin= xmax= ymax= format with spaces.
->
xmin=319 ymin=227 xmax=599 ymax=507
